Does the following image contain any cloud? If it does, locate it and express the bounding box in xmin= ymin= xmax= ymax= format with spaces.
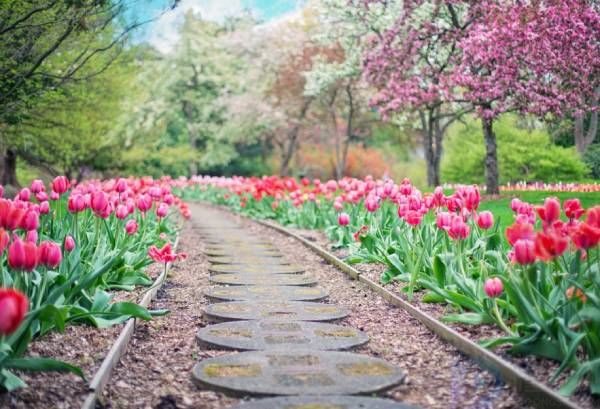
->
xmin=147 ymin=0 xmax=247 ymax=53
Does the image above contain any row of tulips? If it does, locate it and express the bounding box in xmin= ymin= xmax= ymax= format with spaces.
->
xmin=180 ymin=175 xmax=600 ymax=397
xmin=0 ymin=176 xmax=188 ymax=391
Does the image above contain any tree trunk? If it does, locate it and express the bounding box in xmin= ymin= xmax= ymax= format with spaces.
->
xmin=431 ymin=118 xmax=443 ymax=186
xmin=482 ymin=116 xmax=499 ymax=195
xmin=420 ymin=110 xmax=438 ymax=187
xmin=0 ymin=148 xmax=19 ymax=188
xmin=279 ymin=98 xmax=312 ymax=177
xmin=338 ymin=84 xmax=355 ymax=180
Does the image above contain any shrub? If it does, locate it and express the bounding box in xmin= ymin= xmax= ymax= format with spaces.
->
xmin=442 ymin=115 xmax=589 ymax=184
xmin=583 ymin=143 xmax=600 ymax=179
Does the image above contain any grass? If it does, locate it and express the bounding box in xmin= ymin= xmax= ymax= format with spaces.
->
xmin=480 ymin=191 xmax=600 ymax=231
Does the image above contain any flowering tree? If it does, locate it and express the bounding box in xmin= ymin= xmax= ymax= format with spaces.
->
xmin=453 ymin=0 xmax=600 ymax=194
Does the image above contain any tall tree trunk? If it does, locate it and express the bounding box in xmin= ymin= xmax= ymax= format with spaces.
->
xmin=482 ymin=116 xmax=499 ymax=195
xmin=431 ymin=118 xmax=443 ymax=186
xmin=182 ymin=100 xmax=198 ymax=176
xmin=0 ymin=148 xmax=18 ymax=188
xmin=338 ymin=84 xmax=355 ymax=180
xmin=279 ymin=98 xmax=312 ymax=177
xmin=420 ymin=110 xmax=437 ymax=187
xmin=574 ymin=87 xmax=599 ymax=155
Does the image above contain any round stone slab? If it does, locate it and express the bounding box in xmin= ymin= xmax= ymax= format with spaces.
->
xmin=192 ymin=350 xmax=405 ymax=396
xmin=203 ymin=238 xmax=272 ymax=245
xmin=209 ymin=264 xmax=305 ymax=275
xmin=204 ymin=301 xmax=348 ymax=322
xmin=204 ymin=286 xmax=328 ymax=302
xmin=204 ymin=248 xmax=282 ymax=257
xmin=229 ymin=396 xmax=419 ymax=409
xmin=197 ymin=320 xmax=368 ymax=350
xmin=210 ymin=274 xmax=318 ymax=287
xmin=208 ymin=256 xmax=289 ymax=265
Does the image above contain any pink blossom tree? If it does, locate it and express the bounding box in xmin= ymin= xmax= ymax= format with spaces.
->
xmin=362 ymin=0 xmax=599 ymax=194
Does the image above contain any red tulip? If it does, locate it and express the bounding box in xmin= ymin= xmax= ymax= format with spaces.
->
xmin=404 ymin=210 xmax=422 ymax=227
xmin=25 ymin=230 xmax=38 ymax=243
xmin=587 ymin=206 xmax=600 ymax=228
xmin=39 ymin=241 xmax=62 ymax=269
xmin=505 ymin=222 xmax=535 ymax=246
xmin=484 ymin=277 xmax=503 ymax=298
xmin=148 ymin=243 xmax=186 ymax=263
xmin=571 ymin=223 xmax=600 ymax=250
xmin=6 ymin=206 xmax=25 ymax=231
xmin=8 ymin=237 xmax=38 ymax=271
xmin=463 ymin=185 xmax=480 ymax=212
xmin=564 ymin=199 xmax=584 ymax=220
xmin=0 ymin=229 xmax=9 ymax=253
xmin=476 ymin=211 xmax=494 ymax=230
xmin=535 ymin=197 xmax=561 ymax=225
xmin=51 ymin=176 xmax=69 ymax=195
xmin=64 ymin=235 xmax=76 ymax=252
xmin=0 ymin=288 xmax=29 ymax=335
xmin=125 ymin=219 xmax=138 ymax=235
xmin=338 ymin=212 xmax=350 ymax=226
xmin=534 ymin=231 xmax=569 ymax=261
xmin=513 ymin=239 xmax=536 ymax=264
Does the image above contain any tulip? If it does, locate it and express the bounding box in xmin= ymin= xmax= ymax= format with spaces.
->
xmin=125 ymin=219 xmax=138 ymax=235
xmin=36 ymin=191 xmax=48 ymax=202
xmin=571 ymin=223 xmax=600 ymax=249
xmin=510 ymin=198 xmax=522 ymax=212
xmin=115 ymin=204 xmax=129 ymax=220
xmin=51 ymin=176 xmax=69 ymax=195
xmin=30 ymin=179 xmax=45 ymax=194
xmin=484 ymin=277 xmax=503 ymax=298
xmin=39 ymin=201 xmax=50 ymax=215
xmin=534 ymin=231 xmax=569 ymax=261
xmin=25 ymin=230 xmax=38 ymax=243
xmin=6 ymin=206 xmax=25 ymax=231
xmin=68 ymin=194 xmax=87 ymax=213
xmin=505 ymin=222 xmax=535 ymax=246
xmin=8 ymin=237 xmax=38 ymax=271
xmin=90 ymin=191 xmax=108 ymax=214
xmin=338 ymin=212 xmax=350 ymax=226
xmin=463 ymin=185 xmax=480 ymax=212
xmin=586 ymin=206 xmax=600 ymax=228
xmin=0 ymin=288 xmax=29 ymax=335
xmin=564 ymin=199 xmax=584 ymax=220
xmin=404 ymin=210 xmax=422 ymax=227
xmin=115 ymin=178 xmax=127 ymax=193
xmin=436 ymin=211 xmax=452 ymax=230
xmin=535 ymin=197 xmax=561 ymax=225
xmin=18 ymin=188 xmax=31 ymax=202
xmin=448 ymin=215 xmax=470 ymax=240
xmin=513 ymin=239 xmax=536 ymax=264
xmin=39 ymin=241 xmax=62 ymax=269
xmin=156 ymin=203 xmax=169 ymax=218
xmin=0 ymin=186 xmax=3 ymax=198
xmin=476 ymin=211 xmax=494 ymax=230
xmin=50 ymin=191 xmax=60 ymax=201
xmin=0 ymin=229 xmax=9 ymax=253
xmin=365 ymin=197 xmax=379 ymax=212
xmin=137 ymin=194 xmax=152 ymax=212
xmin=21 ymin=210 xmax=39 ymax=231
xmin=565 ymin=286 xmax=587 ymax=303
xmin=64 ymin=235 xmax=76 ymax=252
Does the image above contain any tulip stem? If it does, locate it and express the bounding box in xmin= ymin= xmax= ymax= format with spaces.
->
xmin=492 ymin=299 xmax=514 ymax=336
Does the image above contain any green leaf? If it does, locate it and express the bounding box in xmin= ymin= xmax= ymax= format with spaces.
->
xmin=1 ymin=369 xmax=27 ymax=391
xmin=4 ymin=357 xmax=84 ymax=379
xmin=432 ymin=255 xmax=446 ymax=287
xmin=442 ymin=312 xmax=493 ymax=325
xmin=421 ymin=291 xmax=446 ymax=304
xmin=109 ymin=302 xmax=152 ymax=321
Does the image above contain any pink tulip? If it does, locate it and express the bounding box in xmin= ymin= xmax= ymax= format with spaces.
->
xmin=21 ymin=210 xmax=39 ymax=231
xmin=39 ymin=201 xmax=50 ymax=215
xmin=156 ymin=203 xmax=169 ymax=218
xmin=30 ymin=180 xmax=45 ymax=194
xmin=476 ymin=211 xmax=494 ymax=229
xmin=36 ymin=191 xmax=48 ymax=202
xmin=436 ymin=211 xmax=452 ymax=230
xmin=8 ymin=237 xmax=38 ymax=271
xmin=463 ymin=186 xmax=480 ymax=212
xmin=64 ymin=235 xmax=75 ymax=252
xmin=18 ymin=188 xmax=31 ymax=202
xmin=448 ymin=215 xmax=470 ymax=240
xmin=338 ymin=212 xmax=350 ymax=226
xmin=484 ymin=277 xmax=503 ymax=298
xmin=0 ymin=229 xmax=9 ymax=253
xmin=115 ymin=178 xmax=127 ymax=193
xmin=513 ymin=239 xmax=536 ymax=265
xmin=51 ymin=176 xmax=69 ymax=195
xmin=0 ymin=288 xmax=29 ymax=336
xmin=137 ymin=194 xmax=152 ymax=212
xmin=536 ymin=197 xmax=561 ymax=224
xmin=49 ymin=191 xmax=59 ymax=201
xmin=68 ymin=194 xmax=86 ymax=213
xmin=25 ymin=230 xmax=38 ymax=243
xmin=404 ymin=210 xmax=422 ymax=226
xmin=90 ymin=191 xmax=108 ymax=214
xmin=115 ymin=205 xmax=129 ymax=220
xmin=125 ymin=219 xmax=138 ymax=235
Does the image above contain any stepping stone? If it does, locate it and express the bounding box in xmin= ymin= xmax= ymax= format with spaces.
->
xmin=203 ymin=238 xmax=272 ymax=245
xmin=204 ymin=301 xmax=349 ymax=322
xmin=192 ymin=350 xmax=405 ymax=396
xmin=207 ymin=256 xmax=289 ymax=265
xmin=197 ymin=320 xmax=368 ymax=350
xmin=204 ymin=286 xmax=328 ymax=302
xmin=229 ymin=396 xmax=419 ymax=409
xmin=204 ymin=248 xmax=282 ymax=257
xmin=210 ymin=274 xmax=318 ymax=287
xmin=209 ymin=264 xmax=304 ymax=275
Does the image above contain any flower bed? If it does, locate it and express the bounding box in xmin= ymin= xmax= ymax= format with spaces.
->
xmin=180 ymin=175 xmax=600 ymax=400
xmin=0 ymin=176 xmax=188 ymax=391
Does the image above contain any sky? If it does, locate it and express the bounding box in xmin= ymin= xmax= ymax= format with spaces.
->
xmin=130 ymin=0 xmax=304 ymax=53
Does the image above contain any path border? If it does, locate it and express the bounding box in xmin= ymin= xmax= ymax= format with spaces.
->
xmin=80 ymin=235 xmax=180 ymax=409
xmin=253 ymin=218 xmax=581 ymax=409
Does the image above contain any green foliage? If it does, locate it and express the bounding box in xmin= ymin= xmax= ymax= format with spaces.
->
xmin=583 ymin=144 xmax=600 ymax=179
xmin=442 ymin=115 xmax=589 ymax=184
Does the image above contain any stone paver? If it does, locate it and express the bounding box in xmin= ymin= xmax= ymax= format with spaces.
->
xmin=209 ymin=274 xmax=318 ymax=286
xmin=208 ymin=264 xmax=305 ymax=275
xmin=203 ymin=285 xmax=328 ymax=302
xmin=228 ymin=396 xmax=419 ymax=409
xmin=203 ymin=301 xmax=349 ymax=322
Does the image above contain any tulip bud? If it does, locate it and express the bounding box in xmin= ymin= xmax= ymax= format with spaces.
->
xmin=156 ymin=203 xmax=169 ymax=218
xmin=338 ymin=212 xmax=350 ymax=226
xmin=36 ymin=191 xmax=48 ymax=202
xmin=115 ymin=204 xmax=129 ymax=220
xmin=64 ymin=235 xmax=76 ymax=252
xmin=50 ymin=191 xmax=59 ymax=201
xmin=91 ymin=191 xmax=108 ymax=214
xmin=513 ymin=239 xmax=536 ymax=264
xmin=484 ymin=277 xmax=503 ymax=298
xmin=25 ymin=230 xmax=38 ymax=243
xmin=0 ymin=288 xmax=29 ymax=335
xmin=39 ymin=201 xmax=50 ymax=215
xmin=21 ymin=210 xmax=39 ymax=231
xmin=115 ymin=178 xmax=127 ymax=193
xmin=125 ymin=219 xmax=138 ymax=235
xmin=476 ymin=211 xmax=494 ymax=230
xmin=18 ymin=188 xmax=31 ymax=202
